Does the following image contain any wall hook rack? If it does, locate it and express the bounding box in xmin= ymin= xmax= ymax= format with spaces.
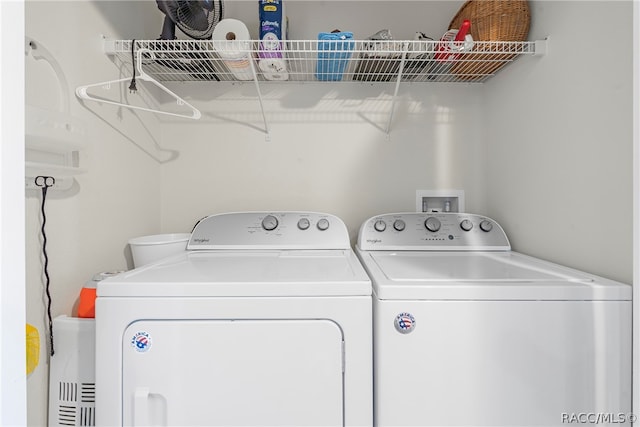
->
xmin=75 ymin=48 xmax=202 ymax=120
xmin=25 ymin=36 xmax=87 ymax=191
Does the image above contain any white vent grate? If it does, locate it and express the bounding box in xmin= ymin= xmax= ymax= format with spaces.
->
xmin=58 ymin=382 xmax=78 ymax=402
xmin=57 ymin=404 xmax=76 ymax=426
xmin=54 ymin=382 xmax=95 ymax=426
xmin=79 ymin=406 xmax=95 ymax=427
xmin=80 ymin=383 xmax=95 ymax=403
xmin=48 ymin=317 xmax=96 ymax=427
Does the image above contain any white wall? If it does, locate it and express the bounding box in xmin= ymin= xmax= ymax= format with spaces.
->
xmin=159 ymin=83 xmax=487 ymax=239
xmin=224 ymin=0 xmax=464 ymax=40
xmin=25 ymin=2 xmax=164 ymax=425
xmin=484 ymin=1 xmax=633 ymax=284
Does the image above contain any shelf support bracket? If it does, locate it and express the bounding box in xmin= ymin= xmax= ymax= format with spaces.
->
xmin=248 ymin=57 xmax=271 ymax=141
xmin=534 ymin=37 xmax=549 ymax=56
xmin=385 ymin=42 xmax=410 ymax=136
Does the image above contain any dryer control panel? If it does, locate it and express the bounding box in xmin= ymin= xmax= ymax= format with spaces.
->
xmin=357 ymin=213 xmax=510 ymax=251
xmin=188 ymin=212 xmax=351 ymax=250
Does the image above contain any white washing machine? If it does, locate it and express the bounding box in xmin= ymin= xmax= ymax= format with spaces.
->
xmin=96 ymin=212 xmax=372 ymax=427
xmin=355 ymin=212 xmax=632 ymax=427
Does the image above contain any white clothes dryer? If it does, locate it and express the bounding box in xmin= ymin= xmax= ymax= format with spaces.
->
xmin=356 ymin=212 xmax=631 ymax=427
xmin=96 ymin=212 xmax=372 ymax=427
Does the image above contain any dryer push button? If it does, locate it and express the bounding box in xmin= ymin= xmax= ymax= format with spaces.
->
xmin=262 ymin=215 xmax=279 ymax=231
xmin=374 ymin=220 xmax=387 ymax=232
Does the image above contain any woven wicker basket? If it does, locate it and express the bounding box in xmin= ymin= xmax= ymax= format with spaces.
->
xmin=448 ymin=0 xmax=530 ymax=80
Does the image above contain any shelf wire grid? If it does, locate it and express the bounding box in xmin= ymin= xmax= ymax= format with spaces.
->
xmin=107 ymin=39 xmax=538 ymax=84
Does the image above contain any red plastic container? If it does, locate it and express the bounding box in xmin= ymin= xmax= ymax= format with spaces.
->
xmin=78 ymin=271 xmax=124 ymax=318
xmin=78 ymin=286 xmax=97 ymax=318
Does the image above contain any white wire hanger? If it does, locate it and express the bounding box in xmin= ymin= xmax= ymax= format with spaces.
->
xmin=76 ymin=43 xmax=201 ymax=120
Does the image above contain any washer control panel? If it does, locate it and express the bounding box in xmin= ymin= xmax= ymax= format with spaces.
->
xmin=189 ymin=212 xmax=350 ymax=250
xmin=357 ymin=212 xmax=510 ymax=251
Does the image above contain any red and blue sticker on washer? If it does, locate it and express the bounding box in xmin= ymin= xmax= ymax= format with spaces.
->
xmin=131 ymin=331 xmax=152 ymax=352
xmin=394 ymin=313 xmax=416 ymax=334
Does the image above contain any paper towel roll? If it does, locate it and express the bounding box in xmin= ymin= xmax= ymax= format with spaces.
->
xmin=213 ymin=19 xmax=254 ymax=81
xmin=259 ymin=0 xmax=289 ymax=81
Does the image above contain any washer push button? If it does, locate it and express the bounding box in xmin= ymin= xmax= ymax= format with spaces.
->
xmin=297 ymin=218 xmax=310 ymax=230
xmin=317 ymin=218 xmax=330 ymax=231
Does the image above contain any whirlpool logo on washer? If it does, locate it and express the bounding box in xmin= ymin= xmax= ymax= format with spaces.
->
xmin=131 ymin=331 xmax=152 ymax=352
xmin=394 ymin=312 xmax=416 ymax=334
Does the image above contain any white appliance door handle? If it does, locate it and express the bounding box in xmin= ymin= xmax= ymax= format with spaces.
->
xmin=133 ymin=387 xmax=150 ymax=426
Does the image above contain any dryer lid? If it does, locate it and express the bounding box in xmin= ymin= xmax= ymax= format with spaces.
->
xmin=98 ymin=249 xmax=371 ymax=297
xmin=358 ymin=251 xmax=631 ymax=301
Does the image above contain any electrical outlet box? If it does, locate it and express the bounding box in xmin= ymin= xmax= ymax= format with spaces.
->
xmin=416 ymin=190 xmax=465 ymax=213
xmin=25 ymin=176 xmax=74 ymax=191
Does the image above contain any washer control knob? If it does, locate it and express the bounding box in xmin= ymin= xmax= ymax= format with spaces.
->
xmin=393 ymin=219 xmax=406 ymax=232
xmin=480 ymin=220 xmax=493 ymax=232
xmin=317 ymin=218 xmax=330 ymax=231
xmin=424 ymin=217 xmax=441 ymax=232
xmin=297 ymin=218 xmax=310 ymax=230
xmin=460 ymin=219 xmax=473 ymax=232
xmin=374 ymin=220 xmax=387 ymax=232
xmin=261 ymin=215 xmax=279 ymax=231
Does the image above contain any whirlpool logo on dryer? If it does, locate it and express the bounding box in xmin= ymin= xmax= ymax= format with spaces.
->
xmin=192 ymin=238 xmax=210 ymax=244
xmin=366 ymin=239 xmax=382 ymax=244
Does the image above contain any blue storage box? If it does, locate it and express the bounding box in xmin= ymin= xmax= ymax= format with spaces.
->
xmin=316 ymin=31 xmax=354 ymax=81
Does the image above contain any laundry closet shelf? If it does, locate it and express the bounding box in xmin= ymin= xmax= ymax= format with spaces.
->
xmin=103 ymin=39 xmax=544 ymax=83
xmin=87 ymin=38 xmax=546 ymax=137
xmin=25 ymin=161 xmax=87 ymax=177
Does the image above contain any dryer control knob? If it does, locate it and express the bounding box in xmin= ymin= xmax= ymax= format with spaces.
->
xmin=374 ymin=220 xmax=387 ymax=232
xmin=424 ymin=217 xmax=441 ymax=232
xmin=317 ymin=218 xmax=330 ymax=231
xmin=261 ymin=215 xmax=279 ymax=231
xmin=460 ymin=219 xmax=473 ymax=231
xmin=393 ymin=219 xmax=406 ymax=231
xmin=480 ymin=220 xmax=493 ymax=232
xmin=297 ymin=218 xmax=310 ymax=230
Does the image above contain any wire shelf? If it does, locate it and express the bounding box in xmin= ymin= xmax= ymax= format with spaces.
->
xmin=82 ymin=38 xmax=545 ymax=135
xmin=105 ymin=39 xmax=541 ymax=84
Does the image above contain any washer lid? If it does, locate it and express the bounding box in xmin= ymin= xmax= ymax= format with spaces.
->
xmin=98 ymin=249 xmax=371 ymax=297
xmin=357 ymin=250 xmax=631 ymax=301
